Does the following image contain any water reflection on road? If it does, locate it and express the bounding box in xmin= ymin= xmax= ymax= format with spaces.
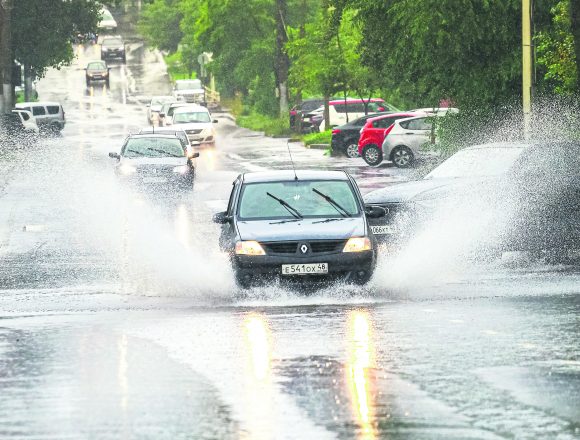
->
xmin=347 ymin=310 xmax=377 ymax=440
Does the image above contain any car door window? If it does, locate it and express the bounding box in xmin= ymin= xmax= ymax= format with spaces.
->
xmin=345 ymin=103 xmax=365 ymax=113
xmin=406 ymin=118 xmax=432 ymax=131
xmin=32 ymin=106 xmax=46 ymax=116
xmin=373 ymin=118 xmax=394 ymax=128
xmin=47 ymin=106 xmax=61 ymax=115
xmin=20 ymin=112 xmax=30 ymax=121
xmin=227 ymin=180 xmax=240 ymax=215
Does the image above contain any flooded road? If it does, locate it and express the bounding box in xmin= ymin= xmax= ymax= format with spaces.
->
xmin=1 ymin=12 xmax=580 ymax=440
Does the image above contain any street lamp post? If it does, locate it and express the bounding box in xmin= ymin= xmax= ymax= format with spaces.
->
xmin=522 ymin=0 xmax=533 ymax=140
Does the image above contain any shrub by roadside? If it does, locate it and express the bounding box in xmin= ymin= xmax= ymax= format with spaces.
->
xmin=302 ymin=130 xmax=331 ymax=146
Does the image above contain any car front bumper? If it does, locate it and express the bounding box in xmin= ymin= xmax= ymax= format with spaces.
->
xmin=232 ymin=250 xmax=375 ymax=284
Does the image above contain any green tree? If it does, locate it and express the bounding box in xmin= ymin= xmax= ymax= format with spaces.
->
xmin=138 ymin=0 xmax=183 ymax=53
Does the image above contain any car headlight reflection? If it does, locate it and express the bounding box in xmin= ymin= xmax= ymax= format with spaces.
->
xmin=119 ymin=164 xmax=137 ymax=175
xmin=343 ymin=237 xmax=372 ymax=253
xmin=235 ymin=240 xmax=266 ymax=256
xmin=172 ymin=165 xmax=189 ymax=174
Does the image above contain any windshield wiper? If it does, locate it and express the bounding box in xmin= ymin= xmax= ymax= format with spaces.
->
xmin=312 ymin=188 xmax=352 ymax=217
xmin=266 ymin=192 xmax=303 ymax=220
xmin=312 ymin=218 xmax=345 ymax=224
xmin=145 ymin=148 xmax=182 ymax=158
xmin=124 ymin=149 xmax=145 ymax=156
xmin=269 ymin=219 xmax=301 ymax=225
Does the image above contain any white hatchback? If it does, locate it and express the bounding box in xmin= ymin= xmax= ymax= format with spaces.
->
xmin=363 ymin=115 xmax=435 ymax=168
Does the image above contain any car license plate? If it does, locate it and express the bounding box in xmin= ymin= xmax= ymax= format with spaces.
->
xmin=282 ymin=263 xmax=328 ymax=275
xmin=371 ymin=225 xmax=396 ymax=235
xmin=142 ymin=177 xmax=167 ymax=183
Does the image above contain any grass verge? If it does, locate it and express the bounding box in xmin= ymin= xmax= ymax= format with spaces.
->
xmin=235 ymin=112 xmax=292 ymax=137
xmin=302 ymin=130 xmax=331 ymax=146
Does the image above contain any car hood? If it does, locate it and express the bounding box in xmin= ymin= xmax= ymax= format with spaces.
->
xmin=150 ymin=105 xmax=163 ymax=112
xmin=120 ymin=157 xmax=187 ymax=166
xmin=236 ymin=217 xmax=366 ymax=242
xmin=363 ymin=177 xmax=492 ymax=204
xmin=88 ymin=69 xmax=108 ymax=74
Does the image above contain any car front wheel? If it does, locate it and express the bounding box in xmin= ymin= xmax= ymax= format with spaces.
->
xmin=391 ymin=146 xmax=414 ymax=168
xmin=344 ymin=142 xmax=359 ymax=158
xmin=362 ymin=145 xmax=383 ymax=166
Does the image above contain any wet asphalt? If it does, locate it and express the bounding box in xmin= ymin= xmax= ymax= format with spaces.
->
xmin=0 ymin=7 xmax=580 ymax=440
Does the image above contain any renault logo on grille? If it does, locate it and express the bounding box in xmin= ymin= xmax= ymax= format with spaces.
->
xmin=300 ymin=244 xmax=309 ymax=254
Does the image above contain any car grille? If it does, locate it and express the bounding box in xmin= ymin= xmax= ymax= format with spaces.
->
xmin=186 ymin=129 xmax=202 ymax=134
xmin=264 ymin=242 xmax=298 ymax=254
xmin=263 ymin=240 xmax=345 ymax=255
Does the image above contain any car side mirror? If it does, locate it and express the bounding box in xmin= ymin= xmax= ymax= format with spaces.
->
xmin=159 ymin=112 xmax=165 ymax=118
xmin=213 ymin=211 xmax=231 ymax=224
xmin=108 ymin=152 xmax=120 ymax=159
xmin=212 ymin=119 xmax=218 ymax=124
xmin=191 ymin=152 xmax=200 ymax=158
xmin=365 ymin=205 xmax=386 ymax=218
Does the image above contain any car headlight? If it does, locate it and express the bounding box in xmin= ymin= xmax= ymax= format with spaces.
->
xmin=343 ymin=237 xmax=372 ymax=253
xmin=235 ymin=240 xmax=266 ymax=256
xmin=119 ymin=164 xmax=136 ymax=175
xmin=102 ymin=47 xmax=109 ymax=51
xmin=172 ymin=165 xmax=189 ymax=174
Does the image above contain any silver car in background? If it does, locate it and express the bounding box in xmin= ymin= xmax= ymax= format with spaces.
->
xmin=379 ymin=115 xmax=434 ymax=168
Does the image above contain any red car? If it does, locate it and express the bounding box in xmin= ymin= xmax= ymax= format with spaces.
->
xmin=357 ymin=112 xmax=422 ymax=156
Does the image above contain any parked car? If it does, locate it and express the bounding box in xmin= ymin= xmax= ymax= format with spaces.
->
xmin=97 ymin=7 xmax=117 ymax=32
xmin=158 ymin=101 xmax=190 ymax=126
xmin=330 ymin=113 xmax=390 ymax=158
xmin=411 ymin=107 xmax=459 ymax=115
xmin=108 ymin=133 xmax=199 ymax=190
xmin=0 ymin=113 xmax=27 ymax=139
xmin=12 ymin=109 xmax=39 ymax=133
xmin=317 ymin=98 xmax=397 ymax=132
xmin=173 ymin=79 xmax=205 ymax=104
xmin=85 ymin=60 xmax=110 ymax=86
xmin=289 ymin=98 xmax=325 ymax=131
xmin=101 ymin=36 xmax=126 ymax=62
xmin=213 ymin=170 xmax=386 ymax=288
xmin=171 ymin=105 xmax=217 ymax=146
xmin=363 ymin=141 xmax=580 ymax=262
xmin=146 ymin=96 xmax=174 ymax=124
xmin=15 ymin=101 xmax=65 ymax=132
xmin=362 ymin=115 xmax=434 ymax=167
xmin=357 ymin=112 xmax=423 ymax=160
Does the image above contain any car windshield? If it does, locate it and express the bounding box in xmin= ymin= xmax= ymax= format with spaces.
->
xmin=123 ymin=137 xmax=185 ymax=158
xmin=425 ymin=147 xmax=525 ymax=180
xmin=103 ymin=38 xmax=122 ymax=47
xmin=238 ymin=180 xmax=360 ymax=220
xmin=173 ymin=111 xmax=211 ymax=123
xmin=87 ymin=62 xmax=106 ymax=70
xmin=175 ymin=80 xmax=202 ymax=90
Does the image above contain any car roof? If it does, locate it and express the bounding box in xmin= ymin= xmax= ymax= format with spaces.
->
xmin=16 ymin=101 xmax=61 ymax=107
xmin=128 ymin=133 xmax=180 ymax=139
xmin=140 ymin=127 xmax=186 ymax=134
xmin=241 ymin=170 xmax=350 ymax=183
xmin=366 ymin=112 xmax=423 ymax=123
xmin=329 ymin=98 xmax=384 ymax=105
xmin=173 ymin=105 xmax=209 ymax=113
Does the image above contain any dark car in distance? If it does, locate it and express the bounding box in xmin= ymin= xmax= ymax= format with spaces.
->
xmin=364 ymin=141 xmax=580 ymax=262
xmin=213 ymin=170 xmax=386 ymax=289
xmin=331 ymin=113 xmax=389 ymax=158
xmin=109 ymin=133 xmax=199 ymax=190
xmin=101 ymin=36 xmax=126 ymax=62
xmin=289 ymin=98 xmax=325 ymax=131
xmin=85 ymin=60 xmax=110 ymax=86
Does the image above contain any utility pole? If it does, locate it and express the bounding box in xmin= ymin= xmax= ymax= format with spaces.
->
xmin=522 ymin=0 xmax=532 ymax=140
xmin=0 ymin=0 xmax=14 ymax=114
xmin=275 ymin=0 xmax=289 ymax=117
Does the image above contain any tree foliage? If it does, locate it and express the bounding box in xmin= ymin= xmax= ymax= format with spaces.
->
xmin=13 ymin=0 xmax=102 ymax=78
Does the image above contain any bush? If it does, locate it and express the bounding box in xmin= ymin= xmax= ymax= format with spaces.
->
xmin=303 ymin=130 xmax=331 ymax=146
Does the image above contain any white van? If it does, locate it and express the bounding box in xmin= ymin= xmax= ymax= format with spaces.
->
xmin=315 ymin=98 xmax=393 ymax=131
xmin=15 ymin=102 xmax=65 ymax=132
